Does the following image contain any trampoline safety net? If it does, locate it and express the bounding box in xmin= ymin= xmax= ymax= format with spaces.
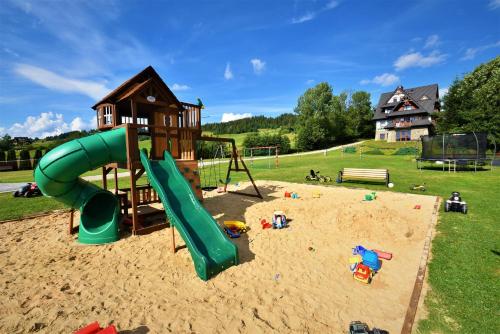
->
xmin=420 ymin=132 xmax=488 ymax=161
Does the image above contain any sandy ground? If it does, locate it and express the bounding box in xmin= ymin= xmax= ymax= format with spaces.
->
xmin=0 ymin=181 xmax=438 ymax=334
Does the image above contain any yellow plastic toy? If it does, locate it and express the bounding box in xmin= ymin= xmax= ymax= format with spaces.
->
xmin=312 ymin=191 xmax=322 ymax=198
xmin=349 ymin=255 xmax=362 ymax=264
xmin=224 ymin=221 xmax=247 ymax=233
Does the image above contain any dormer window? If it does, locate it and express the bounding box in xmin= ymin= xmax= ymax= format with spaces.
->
xmin=103 ymin=105 xmax=113 ymax=125
xmin=420 ymin=95 xmax=429 ymax=100
xmin=404 ymin=105 xmax=412 ymax=111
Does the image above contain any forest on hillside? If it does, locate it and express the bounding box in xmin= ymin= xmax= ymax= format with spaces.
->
xmin=202 ymin=113 xmax=297 ymax=134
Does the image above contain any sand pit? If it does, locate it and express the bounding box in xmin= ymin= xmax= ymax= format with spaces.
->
xmin=0 ymin=181 xmax=438 ymax=333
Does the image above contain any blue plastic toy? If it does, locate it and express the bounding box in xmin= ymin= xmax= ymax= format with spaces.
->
xmin=352 ymin=245 xmax=368 ymax=256
xmin=224 ymin=227 xmax=240 ymax=238
xmin=362 ymin=250 xmax=381 ymax=271
xmin=272 ymin=211 xmax=288 ymax=229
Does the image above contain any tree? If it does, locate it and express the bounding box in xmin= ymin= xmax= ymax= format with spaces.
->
xmin=7 ymin=149 xmax=17 ymax=170
xmin=438 ymin=56 xmax=500 ymax=142
xmin=0 ymin=134 xmax=13 ymax=151
xmin=346 ymin=91 xmax=374 ymax=139
xmin=0 ymin=150 xmax=5 ymax=166
xmin=295 ymin=82 xmax=336 ymax=150
xmin=33 ymin=149 xmax=43 ymax=168
xmin=19 ymin=150 xmax=32 ymax=170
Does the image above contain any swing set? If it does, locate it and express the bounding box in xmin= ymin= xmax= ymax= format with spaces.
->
xmin=243 ymin=146 xmax=279 ymax=169
xmin=198 ymin=136 xmax=262 ymax=198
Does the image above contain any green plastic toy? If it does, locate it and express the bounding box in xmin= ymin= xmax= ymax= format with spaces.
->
xmin=364 ymin=192 xmax=377 ymax=201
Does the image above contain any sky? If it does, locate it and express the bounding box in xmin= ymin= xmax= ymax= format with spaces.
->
xmin=0 ymin=0 xmax=499 ymax=138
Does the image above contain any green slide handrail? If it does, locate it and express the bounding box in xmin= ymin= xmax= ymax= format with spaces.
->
xmin=140 ymin=149 xmax=238 ymax=280
xmin=34 ymin=128 xmax=127 ymax=244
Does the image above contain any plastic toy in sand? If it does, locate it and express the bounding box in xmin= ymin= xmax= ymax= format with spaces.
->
xmin=224 ymin=221 xmax=247 ymax=233
xmin=312 ymin=191 xmax=321 ymax=198
xmin=261 ymin=219 xmax=272 ymax=229
xmin=291 ymin=192 xmax=299 ymax=199
xmin=414 ymin=204 xmax=421 ymax=210
xmin=353 ymin=263 xmax=373 ymax=284
xmin=284 ymin=191 xmax=291 ymax=198
xmin=373 ymin=249 xmax=393 ymax=260
xmin=362 ymin=250 xmax=381 ymax=271
xmin=363 ymin=192 xmax=377 ymax=201
xmin=224 ymin=227 xmax=240 ymax=238
xmin=74 ymin=321 xmax=117 ymax=334
xmin=272 ymin=211 xmax=287 ymax=229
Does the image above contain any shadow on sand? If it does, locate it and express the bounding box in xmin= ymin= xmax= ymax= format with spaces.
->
xmin=203 ymin=183 xmax=284 ymax=265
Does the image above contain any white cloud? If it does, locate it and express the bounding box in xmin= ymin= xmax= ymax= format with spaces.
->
xmin=394 ymin=51 xmax=446 ymax=71
xmin=489 ymin=0 xmax=500 ymax=9
xmin=439 ymin=87 xmax=449 ymax=98
xmin=291 ymin=1 xmax=339 ymax=24
xmin=224 ymin=62 xmax=234 ymax=80
xmin=221 ymin=113 xmax=253 ymax=123
xmin=461 ymin=41 xmax=500 ymax=60
xmin=424 ymin=34 xmax=440 ymax=49
xmin=250 ymin=58 xmax=266 ymax=74
xmin=171 ymin=83 xmax=190 ymax=91
xmin=14 ymin=64 xmax=111 ymax=100
xmin=0 ymin=112 xmax=95 ymax=138
xmin=306 ymin=79 xmax=315 ymax=85
xmin=292 ymin=12 xmax=316 ymax=24
xmin=360 ymin=73 xmax=400 ymax=87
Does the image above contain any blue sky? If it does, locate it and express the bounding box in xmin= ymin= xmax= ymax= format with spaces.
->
xmin=0 ymin=0 xmax=499 ymax=138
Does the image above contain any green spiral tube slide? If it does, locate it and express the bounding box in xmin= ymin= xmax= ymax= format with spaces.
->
xmin=34 ymin=128 xmax=127 ymax=244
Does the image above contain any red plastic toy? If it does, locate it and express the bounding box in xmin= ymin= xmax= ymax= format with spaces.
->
xmin=284 ymin=191 xmax=291 ymax=198
xmin=260 ymin=219 xmax=272 ymax=229
xmin=74 ymin=322 xmax=117 ymax=334
xmin=353 ymin=263 xmax=373 ymax=284
xmin=373 ymin=249 xmax=393 ymax=260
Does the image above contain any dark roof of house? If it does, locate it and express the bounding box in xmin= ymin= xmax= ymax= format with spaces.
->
xmin=373 ymin=84 xmax=439 ymax=120
xmin=91 ymin=66 xmax=182 ymax=110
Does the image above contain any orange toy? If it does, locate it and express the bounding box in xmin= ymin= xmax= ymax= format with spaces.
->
xmin=353 ymin=263 xmax=373 ymax=284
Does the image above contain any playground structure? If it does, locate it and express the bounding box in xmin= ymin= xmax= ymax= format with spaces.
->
xmin=417 ymin=132 xmax=496 ymax=172
xmin=34 ymin=66 xmax=261 ymax=280
xmin=243 ymin=145 xmax=279 ymax=168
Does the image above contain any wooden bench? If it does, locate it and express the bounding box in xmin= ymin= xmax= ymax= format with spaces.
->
xmin=338 ymin=168 xmax=390 ymax=186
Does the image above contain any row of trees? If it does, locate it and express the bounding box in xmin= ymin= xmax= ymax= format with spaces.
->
xmin=294 ymin=83 xmax=374 ymax=151
xmin=0 ymin=149 xmax=47 ymax=170
xmin=202 ymin=114 xmax=297 ymax=134
xmin=437 ymin=56 xmax=499 ymax=143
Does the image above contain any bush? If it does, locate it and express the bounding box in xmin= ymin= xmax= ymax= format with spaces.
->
xmin=393 ymin=147 xmax=418 ymax=155
xmin=343 ymin=147 xmax=356 ymax=153
xmin=7 ymin=149 xmax=17 ymax=170
xmin=0 ymin=150 xmax=5 ymax=162
xmin=18 ymin=150 xmax=32 ymax=170
xmin=363 ymin=148 xmax=385 ymax=155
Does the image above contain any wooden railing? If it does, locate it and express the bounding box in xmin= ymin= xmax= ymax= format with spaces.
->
xmin=181 ymin=102 xmax=201 ymax=130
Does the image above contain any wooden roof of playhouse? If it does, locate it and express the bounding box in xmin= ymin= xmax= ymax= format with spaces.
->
xmin=92 ymin=66 xmax=183 ymax=111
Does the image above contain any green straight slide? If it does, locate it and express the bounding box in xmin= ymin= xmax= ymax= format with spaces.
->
xmin=140 ymin=149 xmax=238 ymax=280
xmin=34 ymin=128 xmax=128 ymax=244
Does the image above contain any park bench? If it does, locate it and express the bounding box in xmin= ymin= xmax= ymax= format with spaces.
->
xmin=338 ymin=168 xmax=390 ymax=186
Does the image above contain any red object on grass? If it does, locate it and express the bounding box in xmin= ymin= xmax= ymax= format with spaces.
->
xmin=373 ymin=249 xmax=393 ymax=260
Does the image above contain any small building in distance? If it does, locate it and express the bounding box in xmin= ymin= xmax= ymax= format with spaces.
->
xmin=373 ymin=84 xmax=440 ymax=142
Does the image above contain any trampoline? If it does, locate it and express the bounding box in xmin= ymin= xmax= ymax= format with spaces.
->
xmin=417 ymin=132 xmax=496 ymax=172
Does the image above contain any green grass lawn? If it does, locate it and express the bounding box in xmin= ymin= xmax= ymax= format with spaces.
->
xmin=0 ymin=147 xmax=498 ymax=333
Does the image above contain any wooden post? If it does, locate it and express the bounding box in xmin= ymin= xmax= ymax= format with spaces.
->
xmin=68 ymin=209 xmax=75 ymax=235
xmin=102 ymin=166 xmax=108 ymax=190
xmin=114 ymin=168 xmax=118 ymax=194
xmin=130 ymin=168 xmax=139 ymax=234
xmin=171 ymin=223 xmax=176 ymax=253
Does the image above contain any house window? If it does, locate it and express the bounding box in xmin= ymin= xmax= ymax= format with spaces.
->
xmin=404 ymin=105 xmax=412 ymax=110
xmin=103 ymin=105 xmax=113 ymax=125
xmin=379 ymin=133 xmax=385 ymax=140
xmin=396 ymin=130 xmax=411 ymax=141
